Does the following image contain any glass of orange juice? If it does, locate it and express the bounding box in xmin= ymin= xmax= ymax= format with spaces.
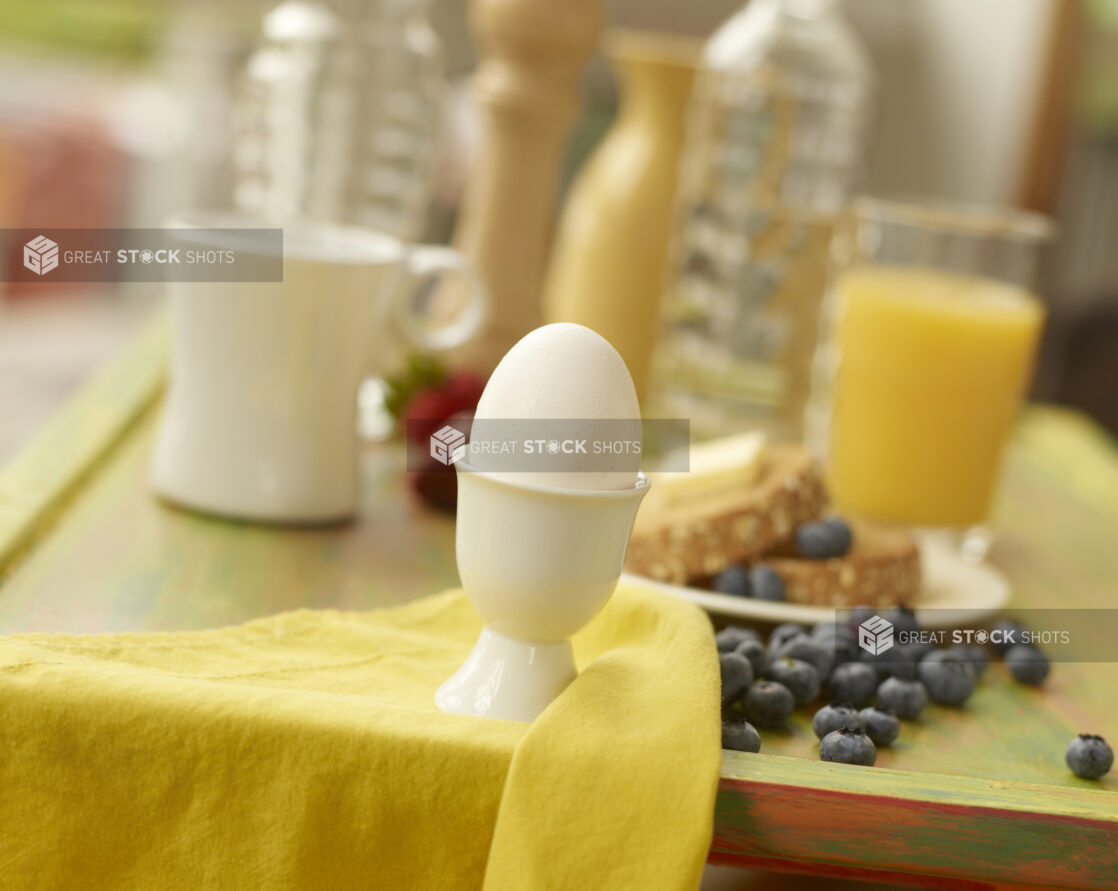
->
xmin=814 ymin=198 xmax=1052 ymax=559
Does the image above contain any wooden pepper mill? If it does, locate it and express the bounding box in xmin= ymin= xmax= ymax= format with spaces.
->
xmin=451 ymin=0 xmax=604 ymax=373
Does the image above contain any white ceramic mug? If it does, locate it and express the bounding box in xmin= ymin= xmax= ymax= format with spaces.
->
xmin=151 ymin=211 xmax=487 ymax=523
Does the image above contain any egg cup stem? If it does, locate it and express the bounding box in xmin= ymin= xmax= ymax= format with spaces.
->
xmin=435 ymin=628 xmax=576 ymax=722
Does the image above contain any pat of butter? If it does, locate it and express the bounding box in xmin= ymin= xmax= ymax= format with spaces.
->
xmin=647 ymin=432 xmax=766 ymax=508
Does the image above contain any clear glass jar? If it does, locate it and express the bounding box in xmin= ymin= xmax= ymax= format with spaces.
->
xmin=651 ymin=0 xmax=874 ymax=441
xmin=234 ymin=0 xmax=443 ymax=240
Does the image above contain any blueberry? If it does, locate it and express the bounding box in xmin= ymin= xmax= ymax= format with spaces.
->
xmin=745 ymin=680 xmax=796 ymax=727
xmin=858 ymin=707 xmax=901 ymax=746
xmin=722 ymin=719 xmax=762 ymax=753
xmin=768 ymin=623 xmax=807 ymax=654
xmin=814 ymin=626 xmax=860 ymax=667
xmin=861 ymin=643 xmax=918 ymax=681
xmin=844 ymin=605 xmax=876 ymax=633
xmin=1005 ymin=644 xmax=1050 ymax=686
xmin=795 ymin=523 xmax=838 ymax=560
xmin=876 ymin=677 xmax=927 ymax=720
xmin=828 ymin=636 xmax=861 ymax=669
xmin=819 ymin=723 xmax=877 ymax=766
xmin=719 ymin=652 xmax=754 ymax=707
xmin=812 ymin=701 xmax=862 ymax=739
xmin=918 ymin=650 xmax=975 ymax=707
xmin=766 ymin=656 xmax=821 ymax=706
xmin=824 ymin=627 xmax=856 ymax=645
xmin=823 ymin=518 xmax=854 ymax=556
xmin=884 ymin=605 xmax=921 ymax=635
xmin=716 ymin=626 xmax=759 ymax=653
xmin=828 ymin=661 xmax=878 ymax=708
xmin=947 ymin=644 xmax=989 ymax=679
xmin=901 ymin=639 xmax=934 ymax=663
xmin=898 ymin=644 xmax=932 ymax=679
xmin=897 ymin=644 xmax=928 ymax=680
xmin=1065 ymin=734 xmax=1113 ymax=780
xmin=886 ymin=644 xmax=924 ymax=680
xmin=734 ymin=637 xmax=768 ymax=678
xmin=991 ymin=619 xmax=1026 ymax=655
xmin=713 ymin=565 xmax=751 ymax=598
xmin=749 ymin=564 xmax=786 ymax=601
xmin=772 ymin=634 xmax=833 ymax=677
xmin=859 ymin=647 xmax=892 ymax=681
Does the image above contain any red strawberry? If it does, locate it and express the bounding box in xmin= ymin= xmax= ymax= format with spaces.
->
xmin=404 ymin=387 xmax=463 ymax=446
xmin=402 ymin=369 xmax=486 ymax=447
xmin=442 ymin=369 xmax=486 ymax=406
xmin=410 ymin=456 xmax=459 ymax=513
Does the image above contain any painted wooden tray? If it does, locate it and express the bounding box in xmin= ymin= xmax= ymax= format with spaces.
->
xmin=2 ymin=319 xmax=1117 ymax=889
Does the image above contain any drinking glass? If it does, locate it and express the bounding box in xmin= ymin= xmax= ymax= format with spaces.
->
xmin=811 ymin=197 xmax=1052 ymax=560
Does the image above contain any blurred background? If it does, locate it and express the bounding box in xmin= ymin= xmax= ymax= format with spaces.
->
xmin=1 ymin=0 xmax=1116 ymax=459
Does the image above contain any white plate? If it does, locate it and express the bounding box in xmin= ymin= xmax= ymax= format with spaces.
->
xmin=622 ymin=537 xmax=1010 ymax=629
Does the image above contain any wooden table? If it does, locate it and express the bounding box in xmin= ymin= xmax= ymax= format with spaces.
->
xmin=2 ymin=320 xmax=1117 ymax=890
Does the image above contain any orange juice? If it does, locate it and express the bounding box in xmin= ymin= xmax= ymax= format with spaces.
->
xmin=827 ymin=265 xmax=1045 ymax=527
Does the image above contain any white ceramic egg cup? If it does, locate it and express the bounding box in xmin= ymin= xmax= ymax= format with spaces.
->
xmin=435 ymin=463 xmax=649 ymax=723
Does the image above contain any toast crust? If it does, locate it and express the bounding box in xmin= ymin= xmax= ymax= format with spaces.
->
xmin=762 ymin=521 xmax=921 ymax=608
xmin=625 ymin=444 xmax=827 ymax=583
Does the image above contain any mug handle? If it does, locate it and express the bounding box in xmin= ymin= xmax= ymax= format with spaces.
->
xmin=393 ymin=245 xmax=489 ymax=353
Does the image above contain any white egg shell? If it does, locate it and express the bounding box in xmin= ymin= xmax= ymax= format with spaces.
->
xmin=470 ymin=323 xmax=641 ymax=490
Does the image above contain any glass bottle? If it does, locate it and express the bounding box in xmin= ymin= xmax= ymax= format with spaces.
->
xmin=652 ymin=0 xmax=874 ymax=440
xmin=234 ymin=0 xmax=443 ymax=240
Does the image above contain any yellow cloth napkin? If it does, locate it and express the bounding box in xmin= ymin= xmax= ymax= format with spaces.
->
xmin=0 ymin=583 xmax=720 ymax=890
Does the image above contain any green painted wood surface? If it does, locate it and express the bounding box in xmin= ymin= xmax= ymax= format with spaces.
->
xmin=1 ymin=328 xmax=1117 ymax=888
xmin=719 ymin=407 xmax=1118 ymax=787
xmin=0 ymin=318 xmax=166 ymax=577
xmin=708 ymin=406 xmax=1118 ymax=887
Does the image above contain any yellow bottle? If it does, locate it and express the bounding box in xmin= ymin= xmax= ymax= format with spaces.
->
xmin=543 ymin=31 xmax=697 ymax=401
xmin=827 ymin=265 xmax=1045 ymax=528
